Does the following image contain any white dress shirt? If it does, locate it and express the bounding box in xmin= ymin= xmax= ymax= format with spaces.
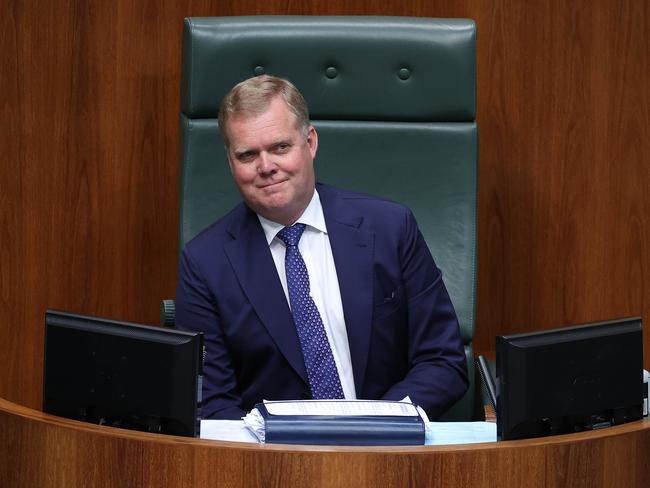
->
xmin=257 ymin=189 xmax=357 ymax=399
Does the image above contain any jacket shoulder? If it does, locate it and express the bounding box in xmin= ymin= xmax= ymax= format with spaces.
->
xmin=317 ymin=183 xmax=413 ymax=223
xmin=181 ymin=202 xmax=249 ymax=256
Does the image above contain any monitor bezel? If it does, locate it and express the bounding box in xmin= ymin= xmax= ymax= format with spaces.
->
xmin=43 ymin=309 xmax=203 ymax=437
xmin=496 ymin=316 xmax=643 ymax=441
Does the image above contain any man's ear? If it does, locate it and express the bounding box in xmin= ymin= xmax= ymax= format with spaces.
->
xmin=307 ymin=125 xmax=318 ymax=158
xmin=225 ymin=149 xmax=235 ymax=173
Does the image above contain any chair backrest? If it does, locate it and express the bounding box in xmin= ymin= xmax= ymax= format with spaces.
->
xmin=180 ymin=16 xmax=477 ymax=420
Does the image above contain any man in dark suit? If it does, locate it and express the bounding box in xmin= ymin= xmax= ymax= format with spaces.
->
xmin=176 ymin=75 xmax=468 ymax=420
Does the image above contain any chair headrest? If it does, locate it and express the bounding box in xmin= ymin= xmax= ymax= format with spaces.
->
xmin=181 ymin=16 xmax=476 ymax=122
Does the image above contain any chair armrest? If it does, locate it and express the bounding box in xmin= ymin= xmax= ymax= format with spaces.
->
xmin=160 ymin=299 xmax=176 ymax=327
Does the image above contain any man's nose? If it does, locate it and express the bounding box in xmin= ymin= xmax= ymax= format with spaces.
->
xmin=257 ymin=152 xmax=276 ymax=175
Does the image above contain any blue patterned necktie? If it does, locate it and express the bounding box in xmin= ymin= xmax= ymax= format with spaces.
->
xmin=277 ymin=223 xmax=345 ymax=399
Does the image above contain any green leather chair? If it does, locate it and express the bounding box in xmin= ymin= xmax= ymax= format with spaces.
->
xmin=174 ymin=16 xmax=477 ymax=420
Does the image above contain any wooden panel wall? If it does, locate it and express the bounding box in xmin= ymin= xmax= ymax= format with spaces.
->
xmin=1 ymin=0 xmax=648 ymax=408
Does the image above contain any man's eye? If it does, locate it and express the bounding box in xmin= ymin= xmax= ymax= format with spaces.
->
xmin=238 ymin=152 xmax=255 ymax=162
xmin=275 ymin=143 xmax=290 ymax=153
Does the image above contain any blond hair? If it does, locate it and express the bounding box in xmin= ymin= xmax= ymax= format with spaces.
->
xmin=218 ymin=75 xmax=310 ymax=147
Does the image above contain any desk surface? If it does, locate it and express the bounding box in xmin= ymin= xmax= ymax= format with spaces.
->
xmin=2 ymin=397 xmax=649 ymax=487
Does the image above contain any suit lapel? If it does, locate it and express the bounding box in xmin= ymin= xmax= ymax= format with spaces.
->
xmin=224 ymin=206 xmax=308 ymax=384
xmin=319 ymin=185 xmax=374 ymax=393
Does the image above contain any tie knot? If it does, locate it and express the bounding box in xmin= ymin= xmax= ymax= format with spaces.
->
xmin=277 ymin=223 xmax=306 ymax=247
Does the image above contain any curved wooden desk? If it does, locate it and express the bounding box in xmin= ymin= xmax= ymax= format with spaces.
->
xmin=1 ymin=397 xmax=649 ymax=488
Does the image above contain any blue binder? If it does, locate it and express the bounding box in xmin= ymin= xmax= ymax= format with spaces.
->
xmin=252 ymin=400 xmax=426 ymax=446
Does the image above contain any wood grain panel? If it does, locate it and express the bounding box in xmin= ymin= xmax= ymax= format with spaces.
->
xmin=0 ymin=0 xmax=648 ymax=408
xmin=0 ymin=0 xmax=30 ymax=411
xmin=474 ymin=0 xmax=650 ymax=357
xmin=3 ymin=398 xmax=650 ymax=487
xmin=0 ymin=0 xmax=190 ymax=408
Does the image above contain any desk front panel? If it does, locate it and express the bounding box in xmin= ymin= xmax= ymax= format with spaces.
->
xmin=2 ymin=398 xmax=649 ymax=488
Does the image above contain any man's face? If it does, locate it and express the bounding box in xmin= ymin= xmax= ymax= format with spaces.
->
xmin=226 ymin=96 xmax=318 ymax=226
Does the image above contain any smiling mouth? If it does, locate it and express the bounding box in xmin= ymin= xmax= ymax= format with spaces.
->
xmin=259 ymin=180 xmax=287 ymax=189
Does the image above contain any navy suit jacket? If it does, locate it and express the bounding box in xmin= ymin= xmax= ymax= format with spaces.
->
xmin=176 ymin=183 xmax=468 ymax=420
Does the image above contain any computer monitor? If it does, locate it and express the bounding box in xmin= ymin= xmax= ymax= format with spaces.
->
xmin=43 ymin=310 xmax=203 ymax=437
xmin=496 ymin=317 xmax=643 ymax=441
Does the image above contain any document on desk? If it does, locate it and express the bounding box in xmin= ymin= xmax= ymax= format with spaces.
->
xmin=200 ymin=419 xmax=497 ymax=445
xmin=200 ymin=419 xmax=260 ymax=443
xmin=426 ymin=421 xmax=496 ymax=445
xmin=261 ymin=399 xmax=420 ymax=416
xmin=243 ymin=399 xmax=426 ymax=446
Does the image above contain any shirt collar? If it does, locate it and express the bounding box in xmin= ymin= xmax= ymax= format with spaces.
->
xmin=257 ymin=189 xmax=327 ymax=246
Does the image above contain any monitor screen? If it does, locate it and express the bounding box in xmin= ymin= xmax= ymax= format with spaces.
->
xmin=43 ymin=310 xmax=203 ymax=437
xmin=496 ymin=317 xmax=643 ymax=441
